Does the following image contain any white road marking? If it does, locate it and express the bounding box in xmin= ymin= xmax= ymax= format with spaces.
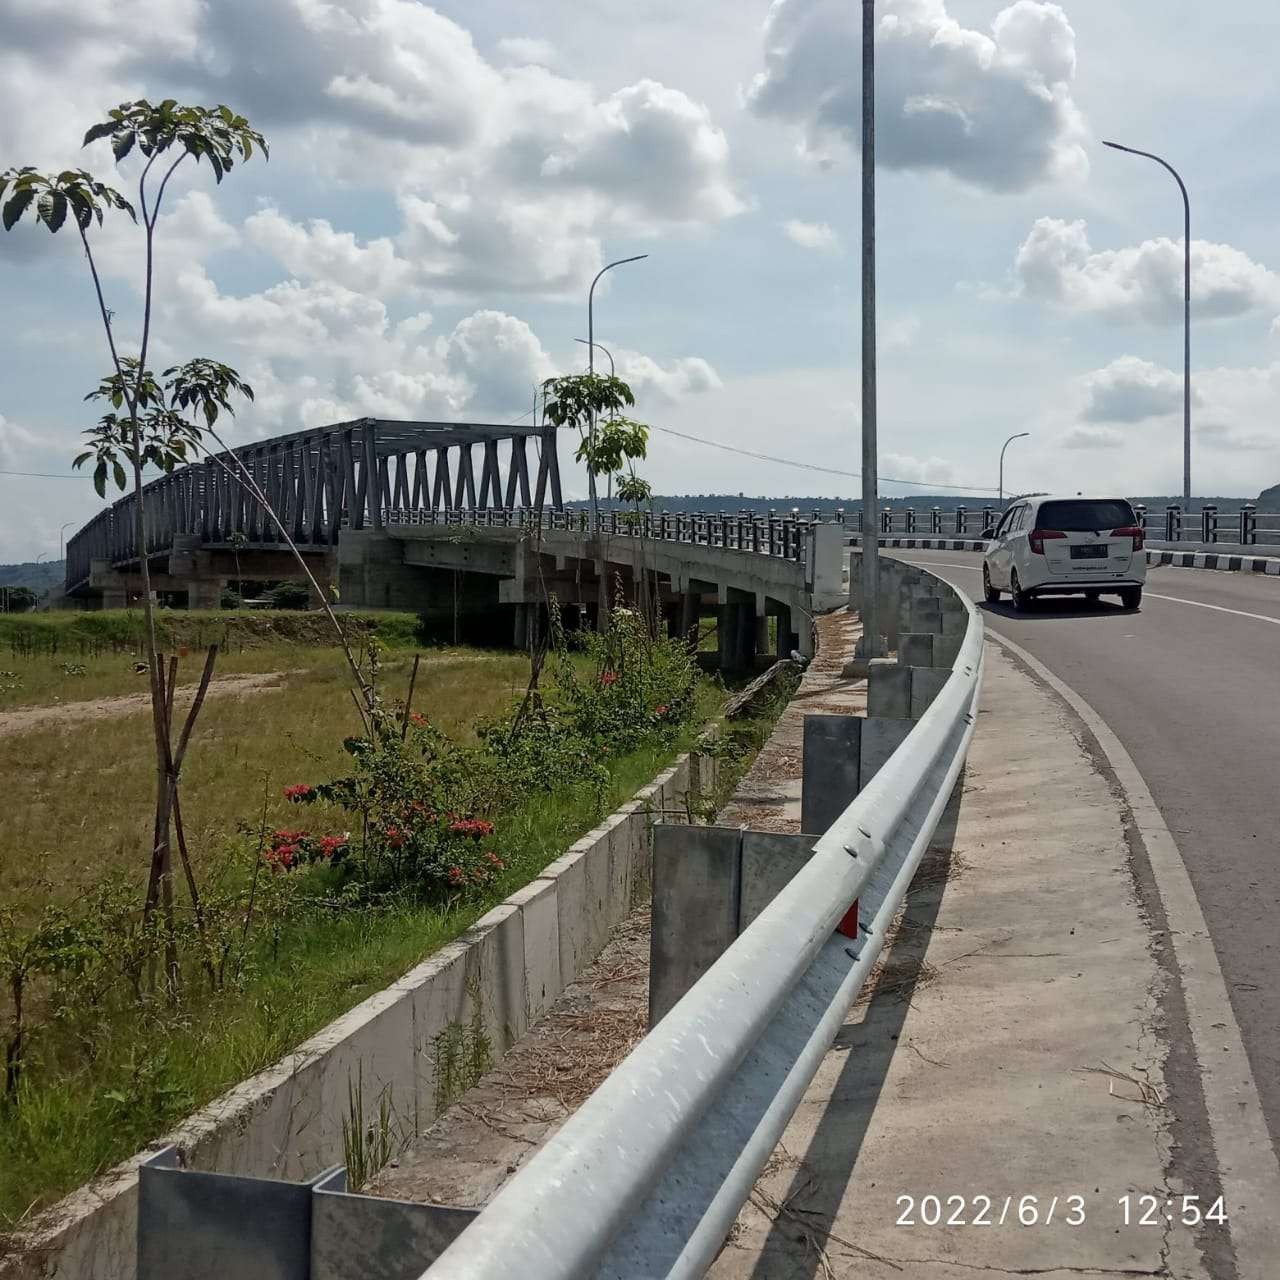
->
xmin=985 ymin=627 xmax=1280 ymax=1280
xmin=895 ymin=558 xmax=1280 ymax=627
xmin=1145 ymin=592 xmax=1280 ymax=626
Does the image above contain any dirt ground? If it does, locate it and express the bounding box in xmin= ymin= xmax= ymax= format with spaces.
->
xmin=0 ymin=671 xmax=289 ymax=739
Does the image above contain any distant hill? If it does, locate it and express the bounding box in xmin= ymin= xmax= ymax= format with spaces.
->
xmin=1257 ymin=484 xmax=1280 ymax=512
xmin=0 ymin=560 xmax=64 ymax=592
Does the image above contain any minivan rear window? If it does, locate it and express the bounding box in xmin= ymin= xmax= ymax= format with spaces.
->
xmin=1036 ymin=500 xmax=1136 ymax=531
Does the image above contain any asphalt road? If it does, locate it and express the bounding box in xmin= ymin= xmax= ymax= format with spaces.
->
xmin=888 ymin=549 xmax=1280 ymax=1155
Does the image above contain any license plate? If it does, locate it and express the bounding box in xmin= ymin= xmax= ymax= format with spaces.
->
xmin=1070 ymin=544 xmax=1108 ymax=559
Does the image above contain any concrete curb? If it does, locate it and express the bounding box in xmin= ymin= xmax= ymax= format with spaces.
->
xmin=848 ymin=535 xmax=990 ymax=552
xmin=1 ymin=754 xmax=713 ymax=1280
xmin=1146 ymin=547 xmax=1280 ymax=576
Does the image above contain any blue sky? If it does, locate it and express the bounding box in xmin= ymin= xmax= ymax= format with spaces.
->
xmin=2 ymin=0 xmax=1279 ymax=561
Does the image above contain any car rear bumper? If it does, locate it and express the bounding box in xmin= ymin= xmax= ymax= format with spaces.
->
xmin=1027 ymin=579 xmax=1144 ymax=596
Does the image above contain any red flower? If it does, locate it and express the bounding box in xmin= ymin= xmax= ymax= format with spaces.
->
xmin=283 ymin=784 xmax=314 ymax=802
xmin=600 ymin=670 xmax=619 ymax=686
xmin=654 ymin=704 xmax=669 ymax=717
xmin=447 ymin=865 xmax=465 ymax=885
xmin=384 ymin=826 xmax=407 ymax=849
xmin=410 ymin=712 xmax=429 ymax=727
xmin=449 ymin=818 xmax=494 ymax=840
xmin=484 ymin=851 xmax=505 ymax=871
xmin=318 ymin=835 xmax=347 ymax=859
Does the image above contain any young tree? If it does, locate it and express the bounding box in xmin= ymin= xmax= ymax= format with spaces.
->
xmin=1 ymin=101 xmax=267 ymax=989
xmin=541 ymin=374 xmax=655 ymax=628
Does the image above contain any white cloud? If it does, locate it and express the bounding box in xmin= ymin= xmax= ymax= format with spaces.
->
xmin=1014 ymin=218 xmax=1280 ymax=323
xmin=747 ymin=0 xmax=1088 ymax=192
xmin=884 ymin=315 xmax=922 ymax=349
xmin=1063 ymin=424 xmax=1123 ymax=450
xmin=0 ymin=413 xmax=45 ymax=467
xmin=494 ymin=36 xmax=558 ymax=67
xmin=614 ymin=352 xmax=723 ymax=404
xmin=784 ymin=220 xmax=840 ymax=252
xmin=881 ymin=452 xmax=956 ymax=485
xmin=1081 ymin=356 xmax=1192 ymax=422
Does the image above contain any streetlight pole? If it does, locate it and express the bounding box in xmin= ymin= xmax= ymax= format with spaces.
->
xmin=58 ymin=520 xmax=75 ymax=562
xmin=575 ymin=338 xmax=615 ymax=377
xmin=1102 ymin=140 xmax=1191 ymax=506
xmin=855 ymin=0 xmax=883 ymax=660
xmin=998 ymin=432 xmax=1030 ymax=504
xmin=587 ymin=256 xmax=648 ymax=507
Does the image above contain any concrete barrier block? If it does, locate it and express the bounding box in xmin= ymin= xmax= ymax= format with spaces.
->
xmin=935 ymin=633 xmax=964 ymax=669
xmin=801 ymin=715 xmax=862 ymax=835
xmin=506 ymin=879 xmax=562 ymax=1024
xmin=649 ymin=825 xmax=742 ymax=1028
xmin=908 ymin=601 xmax=944 ymax=635
xmin=739 ymin=832 xmax=817 ymax=930
xmin=910 ymin=667 xmax=951 ymax=719
xmin=940 ymin=606 xmax=969 ymax=636
xmin=867 ymin=663 xmax=912 ymax=719
xmin=860 ymin=717 xmax=914 ymax=789
xmin=898 ymin=632 xmax=936 ymax=667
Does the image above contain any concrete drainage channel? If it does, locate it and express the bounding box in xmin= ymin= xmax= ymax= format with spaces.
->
xmin=26 ymin=558 xmax=977 ymax=1280
xmin=1 ymin=754 xmax=719 ymax=1280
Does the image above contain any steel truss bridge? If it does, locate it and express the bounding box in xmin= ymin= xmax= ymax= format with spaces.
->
xmin=64 ymin=419 xmax=561 ymax=595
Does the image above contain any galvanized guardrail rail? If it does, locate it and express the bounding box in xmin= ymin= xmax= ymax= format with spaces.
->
xmin=419 ymin=571 xmax=984 ymax=1279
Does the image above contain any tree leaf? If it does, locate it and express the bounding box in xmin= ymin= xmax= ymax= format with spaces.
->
xmin=111 ymin=460 xmax=127 ymax=491
xmin=72 ymin=451 xmax=92 ymax=469
xmin=93 ymin=460 xmax=108 ymax=498
xmin=111 ymin=130 xmax=136 ymax=162
xmin=37 ymin=190 xmax=68 ymax=233
xmin=66 ymin=189 xmax=93 ymax=231
xmin=82 ymin=121 xmax=116 ymax=146
xmin=2 ymin=186 xmax=36 ymax=231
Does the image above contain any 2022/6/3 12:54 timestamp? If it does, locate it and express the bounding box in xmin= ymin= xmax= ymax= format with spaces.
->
xmin=1120 ymin=1195 xmax=1228 ymax=1227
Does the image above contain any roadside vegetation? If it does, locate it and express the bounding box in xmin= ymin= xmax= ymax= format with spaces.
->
xmin=0 ymin=600 xmax=774 ymax=1232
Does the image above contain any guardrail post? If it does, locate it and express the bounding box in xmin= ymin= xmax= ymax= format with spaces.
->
xmin=981 ymin=506 xmax=994 ymax=535
xmin=1165 ymin=504 xmax=1180 ymax=541
xmin=880 ymin=508 xmax=891 ymax=534
xmin=834 ymin=507 xmax=845 ymax=528
xmin=904 ymin=507 xmax=916 ymax=534
xmin=1241 ymin=503 xmax=1257 ymax=545
xmin=1202 ymin=503 xmax=1218 ymax=543
xmin=1134 ymin=504 xmax=1146 ymax=540
xmin=955 ymin=505 xmax=966 ymax=536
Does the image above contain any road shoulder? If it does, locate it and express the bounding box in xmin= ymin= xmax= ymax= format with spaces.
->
xmin=708 ymin=643 xmax=1219 ymax=1280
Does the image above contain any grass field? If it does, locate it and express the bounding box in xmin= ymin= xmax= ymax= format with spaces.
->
xmin=0 ymin=609 xmax=423 ymax=709
xmin=0 ymin=617 xmax=768 ymax=1230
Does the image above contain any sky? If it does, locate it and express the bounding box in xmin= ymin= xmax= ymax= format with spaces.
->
xmin=2 ymin=0 xmax=1279 ymax=561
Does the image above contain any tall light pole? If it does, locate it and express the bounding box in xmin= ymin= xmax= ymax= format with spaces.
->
xmin=575 ymin=337 xmax=615 ymax=377
xmin=1102 ymin=140 xmax=1191 ymax=506
xmin=58 ymin=520 xmax=75 ymax=562
xmin=998 ymin=432 xmax=1030 ymax=504
xmin=587 ymin=256 xmax=648 ymax=507
xmin=855 ymin=0 xmax=883 ymax=660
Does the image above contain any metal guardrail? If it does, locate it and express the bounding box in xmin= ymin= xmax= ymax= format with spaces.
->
xmin=419 ymin=572 xmax=984 ymax=1279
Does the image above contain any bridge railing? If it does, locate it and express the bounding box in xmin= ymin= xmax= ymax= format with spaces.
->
xmin=383 ymin=507 xmax=822 ymax=564
xmin=418 ymin=564 xmax=983 ymax=1278
xmin=1136 ymin=504 xmax=1280 ymax=547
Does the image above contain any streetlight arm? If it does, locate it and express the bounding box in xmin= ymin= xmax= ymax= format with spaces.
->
xmin=1102 ymin=139 xmax=1192 ymax=504
xmin=575 ymin=338 xmax=615 ymax=378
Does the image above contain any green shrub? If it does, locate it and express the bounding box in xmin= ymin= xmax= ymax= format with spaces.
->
xmin=268 ymin=581 xmax=311 ymax=611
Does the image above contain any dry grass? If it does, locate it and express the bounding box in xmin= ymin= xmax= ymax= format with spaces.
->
xmin=0 ymin=648 xmax=533 ymax=913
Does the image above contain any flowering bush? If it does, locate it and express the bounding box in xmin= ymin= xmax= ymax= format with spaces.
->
xmin=284 ymin=709 xmax=504 ymax=897
xmin=264 ymin=828 xmax=349 ymax=871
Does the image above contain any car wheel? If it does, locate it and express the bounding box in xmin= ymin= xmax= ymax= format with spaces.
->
xmin=1010 ymin=569 xmax=1029 ymax=612
xmin=983 ymin=564 xmax=1001 ymax=603
xmin=1120 ymin=586 xmax=1142 ymax=611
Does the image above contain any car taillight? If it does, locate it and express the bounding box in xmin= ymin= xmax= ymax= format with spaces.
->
xmin=1028 ymin=529 xmax=1067 ymax=554
xmin=1112 ymin=525 xmax=1145 ymax=551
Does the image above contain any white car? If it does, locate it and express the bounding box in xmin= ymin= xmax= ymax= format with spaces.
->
xmin=982 ymin=495 xmax=1146 ymax=611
